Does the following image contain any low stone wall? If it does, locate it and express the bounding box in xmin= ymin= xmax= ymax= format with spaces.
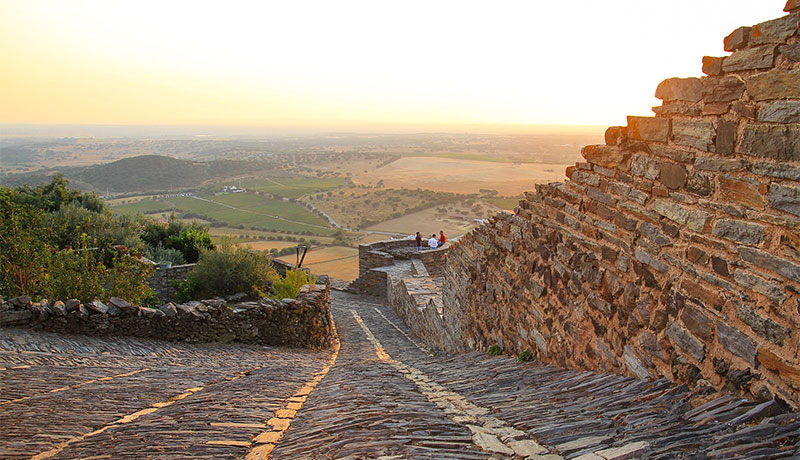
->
xmin=0 ymin=280 xmax=333 ymax=349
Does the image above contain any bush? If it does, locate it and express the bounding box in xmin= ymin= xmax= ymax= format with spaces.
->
xmin=269 ymin=268 xmax=317 ymax=300
xmin=146 ymin=243 xmax=186 ymax=265
xmin=517 ymin=349 xmax=534 ymax=362
xmin=186 ymin=240 xmax=276 ymax=299
xmin=487 ymin=344 xmax=502 ymax=356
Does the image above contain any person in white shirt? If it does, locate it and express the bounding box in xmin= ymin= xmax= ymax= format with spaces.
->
xmin=428 ymin=234 xmax=438 ymax=250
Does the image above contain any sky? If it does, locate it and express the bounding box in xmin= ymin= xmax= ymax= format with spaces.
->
xmin=0 ymin=0 xmax=788 ymax=131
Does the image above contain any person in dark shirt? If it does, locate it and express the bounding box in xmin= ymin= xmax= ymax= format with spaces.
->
xmin=415 ymin=232 xmax=423 ymax=250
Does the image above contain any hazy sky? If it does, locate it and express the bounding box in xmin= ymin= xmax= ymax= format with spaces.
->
xmin=0 ymin=1 xmax=788 ymax=129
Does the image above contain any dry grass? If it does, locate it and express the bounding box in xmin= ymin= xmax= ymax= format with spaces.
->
xmin=278 ymin=246 xmax=359 ymax=281
xmin=242 ymin=240 xmax=298 ymax=251
xmin=364 ymin=203 xmax=496 ymax=239
xmin=353 ymin=157 xmax=570 ymax=195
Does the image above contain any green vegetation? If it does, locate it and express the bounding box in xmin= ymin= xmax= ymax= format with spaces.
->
xmin=141 ymin=218 xmax=215 ymax=264
xmin=517 ymin=349 xmax=535 ymax=362
xmin=0 ymin=175 xmax=156 ymax=304
xmin=487 ymin=344 xmax=502 ymax=356
xmin=229 ymin=177 xmax=349 ymax=199
xmin=270 ymin=268 xmax=317 ymax=300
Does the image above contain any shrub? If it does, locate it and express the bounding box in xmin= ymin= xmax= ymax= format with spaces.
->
xmin=186 ymin=240 xmax=276 ymax=299
xmin=146 ymin=244 xmax=186 ymax=265
xmin=104 ymin=252 xmax=155 ymax=303
xmin=487 ymin=344 xmax=502 ymax=356
xmin=517 ymin=349 xmax=534 ymax=362
xmin=269 ymin=268 xmax=317 ymax=300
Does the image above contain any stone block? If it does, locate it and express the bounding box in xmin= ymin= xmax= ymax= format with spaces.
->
xmin=758 ymin=347 xmax=800 ymax=389
xmin=746 ymin=69 xmax=800 ymax=101
xmin=750 ymin=13 xmax=799 ymax=46
xmin=717 ymin=321 xmax=757 ymax=366
xmin=740 ymin=124 xmax=800 ymax=161
xmin=718 ymin=176 xmax=765 ymax=209
xmin=780 ymin=43 xmax=800 ymax=61
xmin=758 ymin=101 xmax=800 ymax=123
xmin=630 ymin=154 xmax=660 ymax=180
xmin=653 ymin=102 xmax=702 ymax=118
xmin=626 ymin=116 xmax=671 ymax=143
xmin=581 ymin=145 xmax=631 ymax=171
xmin=739 ymin=246 xmax=800 ymax=284
xmin=652 ymin=200 xmax=711 ymax=232
xmin=595 ymin=441 xmax=650 ymax=460
xmin=712 ymin=256 xmax=730 ymax=277
xmin=724 ymin=26 xmax=752 ymax=52
xmin=634 ymin=246 xmax=669 ymax=273
xmin=715 ymin=119 xmax=736 ymax=156
xmin=659 ymin=163 xmax=687 ymax=190
xmin=672 ymin=120 xmax=715 ymax=151
xmin=694 ymin=157 xmax=747 ymax=172
xmin=666 ymin=322 xmax=705 ymax=361
xmin=655 ymin=77 xmax=704 ymax=102
xmin=711 ymin=219 xmax=765 ymax=245
xmin=605 ymin=126 xmax=626 ymax=146
xmin=0 ymin=309 xmax=32 ymax=326
xmin=735 ymin=302 xmax=790 ymax=345
xmin=703 ymin=76 xmax=746 ymax=102
xmin=702 ymin=56 xmax=724 ymax=76
xmin=680 ymin=305 xmax=714 ymax=342
xmin=703 ymin=102 xmax=730 ymax=116
xmin=687 ymin=247 xmax=708 ymax=265
xmin=623 ymin=345 xmax=651 ymax=379
xmin=734 ymin=270 xmax=786 ymax=305
xmin=722 ymin=45 xmax=777 ymax=72
xmin=788 ymin=0 xmax=800 ymax=13
xmin=768 ymin=183 xmax=800 ymax=216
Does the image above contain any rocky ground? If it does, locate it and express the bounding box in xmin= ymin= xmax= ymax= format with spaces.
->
xmin=2 ymin=291 xmax=799 ymax=459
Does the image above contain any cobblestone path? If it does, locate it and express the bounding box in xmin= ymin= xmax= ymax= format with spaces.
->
xmin=2 ymin=291 xmax=800 ymax=459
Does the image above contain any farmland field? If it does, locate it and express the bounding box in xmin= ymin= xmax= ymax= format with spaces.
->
xmin=242 ymin=240 xmax=298 ymax=251
xmin=111 ymin=192 xmax=335 ymax=235
xmin=228 ymin=177 xmax=349 ymax=199
xmin=353 ymin=157 xmax=571 ymax=195
xmin=278 ymin=246 xmax=359 ymax=281
xmin=365 ymin=207 xmax=483 ymax=240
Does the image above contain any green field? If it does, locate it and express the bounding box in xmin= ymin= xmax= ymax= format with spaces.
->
xmin=112 ymin=192 xmax=335 ymax=235
xmin=213 ymin=177 xmax=348 ymax=199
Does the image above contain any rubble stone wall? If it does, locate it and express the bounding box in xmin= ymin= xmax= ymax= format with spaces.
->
xmin=148 ymin=263 xmax=195 ymax=303
xmin=444 ymin=5 xmax=800 ymax=407
xmin=0 ymin=280 xmax=333 ymax=349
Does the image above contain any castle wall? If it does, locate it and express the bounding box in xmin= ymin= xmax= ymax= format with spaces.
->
xmin=444 ymin=6 xmax=800 ymax=406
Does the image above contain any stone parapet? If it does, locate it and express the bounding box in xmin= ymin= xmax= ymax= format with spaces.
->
xmin=0 ymin=280 xmax=333 ymax=349
xmin=441 ymin=7 xmax=800 ymax=407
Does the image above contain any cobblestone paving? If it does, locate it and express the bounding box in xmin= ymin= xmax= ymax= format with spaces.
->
xmin=3 ymin=292 xmax=800 ymax=459
xmin=0 ymin=330 xmax=330 ymax=460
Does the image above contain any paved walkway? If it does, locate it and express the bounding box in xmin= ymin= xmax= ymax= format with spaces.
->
xmin=2 ymin=292 xmax=799 ymax=459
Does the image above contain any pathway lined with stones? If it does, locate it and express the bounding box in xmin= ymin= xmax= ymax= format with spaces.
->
xmin=2 ymin=291 xmax=799 ymax=459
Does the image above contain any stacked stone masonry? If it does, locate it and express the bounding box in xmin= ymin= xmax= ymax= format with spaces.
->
xmin=443 ymin=6 xmax=800 ymax=408
xmin=0 ymin=281 xmax=333 ymax=349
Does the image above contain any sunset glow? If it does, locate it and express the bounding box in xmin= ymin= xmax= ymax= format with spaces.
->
xmin=0 ymin=1 xmax=786 ymax=129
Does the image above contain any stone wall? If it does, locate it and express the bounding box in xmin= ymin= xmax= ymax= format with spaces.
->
xmin=0 ymin=279 xmax=334 ymax=349
xmin=443 ymin=5 xmax=800 ymax=407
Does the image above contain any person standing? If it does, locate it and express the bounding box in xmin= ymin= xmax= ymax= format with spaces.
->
xmin=415 ymin=232 xmax=423 ymax=250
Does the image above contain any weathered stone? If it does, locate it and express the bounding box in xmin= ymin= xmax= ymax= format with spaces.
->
xmin=768 ymin=183 xmax=800 ymax=216
xmin=740 ymin=124 xmax=800 ymax=161
xmin=733 ymin=101 xmax=757 ymax=119
xmin=694 ymin=157 xmax=747 ymax=172
xmin=630 ymin=154 xmax=660 ymax=180
xmin=634 ymin=247 xmax=669 ymax=273
xmin=680 ymin=305 xmax=715 ymax=342
xmin=639 ymin=222 xmax=672 ymax=246
xmin=758 ymin=100 xmax=800 ymax=123
xmin=658 ymin=163 xmax=687 ymax=190
xmin=712 ymin=256 xmax=730 ymax=277
xmin=623 ymin=345 xmax=651 ymax=379
xmin=704 ymin=76 xmax=746 ymax=102
xmin=787 ymin=0 xmax=800 ymax=13
xmin=672 ymin=120 xmax=715 ymax=151
xmin=65 ymin=299 xmax=80 ymax=312
xmin=652 ymin=102 xmax=702 ymax=118
xmin=9 ymin=296 xmax=31 ymax=308
xmin=109 ymin=297 xmax=136 ymax=313
xmin=52 ymin=301 xmax=67 ymax=316
xmin=655 ymin=78 xmax=704 ymax=102
xmin=750 ymin=13 xmax=799 ymax=46
xmin=581 ymin=145 xmax=631 ymax=171
xmin=723 ymin=45 xmax=777 ymax=72
xmin=781 ymin=231 xmax=800 ymax=261
xmin=687 ymin=247 xmax=708 ymax=265
xmin=724 ymin=26 xmax=752 ymax=52
xmin=702 ymin=56 xmax=724 ymax=76
xmin=711 ymin=219 xmax=765 ymax=245
xmin=746 ymin=69 xmax=800 ymax=101
xmin=758 ymin=347 xmax=800 ymax=389
xmin=717 ymin=321 xmax=758 ymax=366
xmin=718 ymin=176 xmax=765 ymax=209
xmin=780 ymin=43 xmax=800 ymax=61
xmin=740 ymin=246 xmax=800 ymax=284
xmin=652 ymin=200 xmax=711 ymax=232
xmin=159 ymin=303 xmax=178 ymax=318
xmin=87 ymin=300 xmax=109 ymax=315
xmin=751 ymin=162 xmax=800 ymax=181
xmin=605 ymin=126 xmax=625 ymax=146
xmin=703 ymin=102 xmax=730 ymax=116
xmin=735 ymin=302 xmax=791 ymax=344
xmin=0 ymin=309 xmax=32 ymax=325
xmin=666 ymin=322 xmax=705 ymax=361
xmin=649 ymin=144 xmax=695 ymax=163
xmin=715 ymin=119 xmax=736 ymax=155
xmin=626 ymin=116 xmax=670 ymax=143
